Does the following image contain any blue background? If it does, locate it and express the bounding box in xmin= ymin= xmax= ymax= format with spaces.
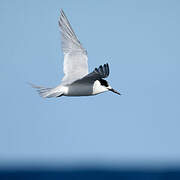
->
xmin=0 ymin=0 xmax=180 ymax=170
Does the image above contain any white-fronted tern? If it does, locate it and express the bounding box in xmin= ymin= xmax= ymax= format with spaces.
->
xmin=31 ymin=9 xmax=121 ymax=98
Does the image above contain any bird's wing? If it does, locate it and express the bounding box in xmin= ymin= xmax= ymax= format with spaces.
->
xmin=59 ymin=9 xmax=88 ymax=85
xmin=73 ymin=63 xmax=110 ymax=84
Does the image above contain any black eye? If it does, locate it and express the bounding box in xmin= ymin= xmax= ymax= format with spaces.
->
xmin=99 ymin=79 xmax=109 ymax=87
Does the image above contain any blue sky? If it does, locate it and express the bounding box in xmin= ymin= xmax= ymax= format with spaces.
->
xmin=0 ymin=0 xmax=180 ymax=168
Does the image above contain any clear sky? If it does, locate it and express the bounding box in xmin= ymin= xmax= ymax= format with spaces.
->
xmin=0 ymin=0 xmax=180 ymax=168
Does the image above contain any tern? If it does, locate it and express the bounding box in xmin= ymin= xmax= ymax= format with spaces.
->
xmin=31 ymin=9 xmax=121 ymax=98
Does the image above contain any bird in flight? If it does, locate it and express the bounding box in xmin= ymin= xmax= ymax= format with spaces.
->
xmin=31 ymin=9 xmax=121 ymax=98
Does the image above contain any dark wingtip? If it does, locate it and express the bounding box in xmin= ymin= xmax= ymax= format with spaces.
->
xmin=93 ymin=63 xmax=110 ymax=78
xmin=60 ymin=9 xmax=64 ymax=14
xmin=104 ymin=63 xmax=110 ymax=77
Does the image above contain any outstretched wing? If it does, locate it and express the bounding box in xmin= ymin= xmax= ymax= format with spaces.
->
xmin=74 ymin=63 xmax=110 ymax=83
xmin=59 ymin=9 xmax=88 ymax=85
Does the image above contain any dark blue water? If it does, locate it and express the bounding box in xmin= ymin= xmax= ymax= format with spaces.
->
xmin=0 ymin=168 xmax=180 ymax=180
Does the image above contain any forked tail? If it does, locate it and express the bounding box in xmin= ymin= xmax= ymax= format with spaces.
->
xmin=29 ymin=83 xmax=63 ymax=98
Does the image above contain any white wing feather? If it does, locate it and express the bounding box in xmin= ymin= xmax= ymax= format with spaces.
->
xmin=59 ymin=9 xmax=88 ymax=85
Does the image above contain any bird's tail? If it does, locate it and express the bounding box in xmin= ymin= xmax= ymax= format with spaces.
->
xmin=29 ymin=83 xmax=63 ymax=98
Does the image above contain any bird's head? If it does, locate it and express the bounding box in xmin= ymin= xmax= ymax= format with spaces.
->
xmin=98 ymin=79 xmax=121 ymax=95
